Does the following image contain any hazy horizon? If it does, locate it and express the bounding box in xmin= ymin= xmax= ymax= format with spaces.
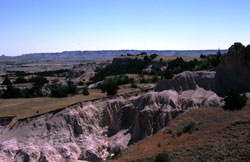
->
xmin=2 ymin=49 xmax=228 ymax=57
xmin=1 ymin=0 xmax=250 ymax=56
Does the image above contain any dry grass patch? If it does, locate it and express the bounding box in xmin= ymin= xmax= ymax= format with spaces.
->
xmin=0 ymin=87 xmax=141 ymax=119
xmin=111 ymin=101 xmax=250 ymax=162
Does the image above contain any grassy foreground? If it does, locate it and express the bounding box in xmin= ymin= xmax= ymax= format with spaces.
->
xmin=0 ymin=87 xmax=140 ymax=119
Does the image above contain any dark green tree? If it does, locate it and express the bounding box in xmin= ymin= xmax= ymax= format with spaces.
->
xmin=2 ymin=85 xmax=23 ymax=98
xmin=49 ymin=83 xmax=68 ymax=98
xmin=223 ymin=89 xmax=247 ymax=111
xmin=82 ymin=87 xmax=89 ymax=96
xmin=102 ymin=78 xmax=118 ymax=96
xmin=155 ymin=153 xmax=170 ymax=162
xmin=14 ymin=76 xmax=28 ymax=84
xmin=2 ymin=77 xmax=12 ymax=85
xmin=67 ymin=80 xmax=77 ymax=94
xmin=29 ymin=76 xmax=48 ymax=86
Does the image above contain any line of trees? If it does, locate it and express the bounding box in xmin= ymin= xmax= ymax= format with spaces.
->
xmin=1 ymin=76 xmax=49 ymax=85
xmin=1 ymin=76 xmax=80 ymax=98
xmin=5 ymin=69 xmax=70 ymax=77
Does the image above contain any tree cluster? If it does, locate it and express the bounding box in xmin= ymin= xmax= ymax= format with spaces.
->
xmin=97 ymin=75 xmax=134 ymax=95
xmin=49 ymin=80 xmax=77 ymax=98
xmin=90 ymin=56 xmax=153 ymax=83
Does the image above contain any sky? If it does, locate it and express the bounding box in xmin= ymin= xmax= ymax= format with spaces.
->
xmin=0 ymin=0 xmax=250 ymax=56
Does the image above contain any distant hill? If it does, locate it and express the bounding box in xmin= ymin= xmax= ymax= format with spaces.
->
xmin=0 ymin=50 xmax=227 ymax=64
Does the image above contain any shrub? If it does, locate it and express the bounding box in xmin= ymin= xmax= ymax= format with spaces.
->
xmin=98 ymin=75 xmax=134 ymax=95
xmin=150 ymin=54 xmax=158 ymax=60
xmin=67 ymin=80 xmax=77 ymax=94
xmin=82 ymin=87 xmax=89 ymax=96
xmin=152 ymin=76 xmax=159 ymax=83
xmin=155 ymin=153 xmax=170 ymax=162
xmin=106 ymin=82 xmax=117 ymax=96
xmin=29 ymin=76 xmax=48 ymax=86
xmin=2 ymin=85 xmax=23 ymax=98
xmin=78 ymin=81 xmax=84 ymax=86
xmin=164 ymin=70 xmax=174 ymax=79
xmin=139 ymin=78 xmax=149 ymax=83
xmin=110 ymin=146 xmax=121 ymax=157
xmin=49 ymin=83 xmax=68 ymax=98
xmin=14 ymin=76 xmax=28 ymax=84
xmin=98 ymin=78 xmax=118 ymax=95
xmin=25 ymin=85 xmax=43 ymax=98
xmin=1 ymin=77 xmax=12 ymax=85
xmin=131 ymin=83 xmax=138 ymax=88
xmin=223 ymin=89 xmax=247 ymax=111
xmin=177 ymin=120 xmax=196 ymax=136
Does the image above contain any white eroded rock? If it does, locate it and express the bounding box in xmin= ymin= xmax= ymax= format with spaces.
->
xmin=0 ymin=89 xmax=222 ymax=161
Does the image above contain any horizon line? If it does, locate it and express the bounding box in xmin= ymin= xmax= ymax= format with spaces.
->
xmin=3 ymin=49 xmax=227 ymax=57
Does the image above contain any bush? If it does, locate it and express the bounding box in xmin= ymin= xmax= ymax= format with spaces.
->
xmin=150 ymin=54 xmax=158 ymax=60
xmin=223 ymin=89 xmax=247 ymax=111
xmin=1 ymin=77 xmax=12 ymax=85
xmin=110 ymin=146 xmax=121 ymax=157
xmin=67 ymin=80 xmax=77 ymax=95
xmin=139 ymin=78 xmax=149 ymax=83
xmin=78 ymin=81 xmax=84 ymax=86
xmin=155 ymin=153 xmax=170 ymax=162
xmin=29 ymin=76 xmax=48 ymax=86
xmin=131 ymin=83 xmax=138 ymax=88
xmin=152 ymin=76 xmax=159 ymax=83
xmin=177 ymin=120 xmax=196 ymax=136
xmin=14 ymin=76 xmax=28 ymax=84
xmin=97 ymin=78 xmax=118 ymax=95
xmin=106 ymin=81 xmax=118 ymax=96
xmin=98 ymin=75 xmax=134 ymax=95
xmin=164 ymin=70 xmax=174 ymax=79
xmin=25 ymin=85 xmax=43 ymax=98
xmin=49 ymin=83 xmax=68 ymax=98
xmin=2 ymin=85 xmax=23 ymax=98
xmin=82 ymin=87 xmax=89 ymax=96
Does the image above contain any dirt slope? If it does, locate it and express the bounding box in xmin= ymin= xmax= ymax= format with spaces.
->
xmin=111 ymin=101 xmax=250 ymax=162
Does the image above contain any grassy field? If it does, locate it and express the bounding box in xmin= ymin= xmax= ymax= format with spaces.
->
xmin=0 ymin=87 xmax=141 ymax=119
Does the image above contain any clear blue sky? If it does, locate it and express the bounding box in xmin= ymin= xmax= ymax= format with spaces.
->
xmin=1 ymin=0 xmax=250 ymax=56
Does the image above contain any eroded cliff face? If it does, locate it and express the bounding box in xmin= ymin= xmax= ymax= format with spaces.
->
xmin=155 ymin=43 xmax=250 ymax=96
xmin=0 ymin=89 xmax=222 ymax=162
xmin=2 ymin=43 xmax=246 ymax=161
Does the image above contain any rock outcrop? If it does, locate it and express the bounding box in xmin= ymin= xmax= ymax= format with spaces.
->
xmin=155 ymin=43 xmax=250 ymax=96
xmin=215 ymin=43 xmax=250 ymax=94
xmin=0 ymin=88 xmax=222 ymax=161
xmin=155 ymin=71 xmax=217 ymax=92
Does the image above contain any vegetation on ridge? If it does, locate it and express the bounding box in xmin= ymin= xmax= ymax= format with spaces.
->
xmin=223 ymin=89 xmax=247 ymax=111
